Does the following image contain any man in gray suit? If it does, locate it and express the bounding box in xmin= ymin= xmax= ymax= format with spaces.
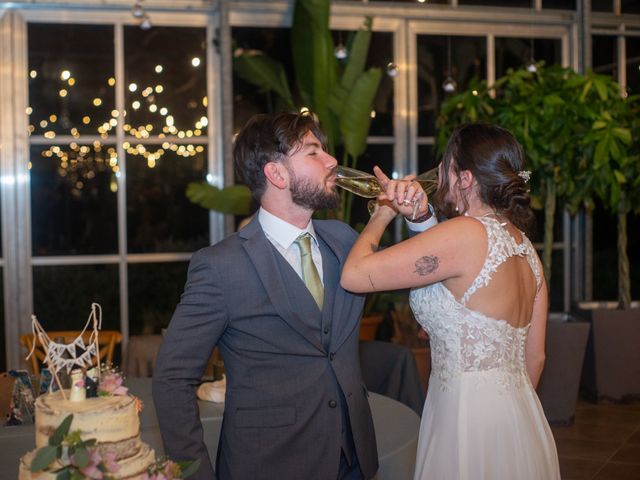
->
xmin=153 ymin=112 xmax=379 ymax=479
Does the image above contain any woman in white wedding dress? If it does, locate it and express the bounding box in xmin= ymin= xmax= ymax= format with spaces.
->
xmin=341 ymin=123 xmax=560 ymax=480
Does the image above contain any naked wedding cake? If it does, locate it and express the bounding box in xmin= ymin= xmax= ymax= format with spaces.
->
xmin=19 ymin=388 xmax=156 ymax=479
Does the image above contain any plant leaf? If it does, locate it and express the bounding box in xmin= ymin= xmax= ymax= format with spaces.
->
xmin=233 ymin=52 xmax=295 ymax=109
xmin=74 ymin=446 xmax=90 ymax=469
xmin=180 ymin=458 xmax=202 ymax=478
xmin=186 ymin=183 xmax=252 ymax=216
xmin=340 ymin=68 xmax=382 ymax=159
xmin=613 ymin=169 xmax=627 ymax=184
xmin=30 ymin=445 xmax=58 ymax=472
xmin=50 ymin=415 xmax=74 ymax=446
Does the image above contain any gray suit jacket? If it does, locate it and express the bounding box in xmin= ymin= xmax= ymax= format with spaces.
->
xmin=152 ymin=217 xmax=378 ymax=480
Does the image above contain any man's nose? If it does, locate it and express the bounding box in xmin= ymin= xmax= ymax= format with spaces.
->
xmin=324 ymin=152 xmax=338 ymax=169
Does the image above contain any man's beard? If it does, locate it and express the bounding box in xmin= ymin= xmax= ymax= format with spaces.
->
xmin=288 ymin=169 xmax=339 ymax=211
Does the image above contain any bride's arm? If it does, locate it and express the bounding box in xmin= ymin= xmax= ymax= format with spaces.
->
xmin=525 ymin=275 xmax=549 ymax=389
xmin=341 ymin=208 xmax=478 ymax=294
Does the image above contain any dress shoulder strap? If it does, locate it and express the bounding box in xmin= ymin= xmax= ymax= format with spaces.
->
xmin=460 ymin=216 xmax=533 ymax=306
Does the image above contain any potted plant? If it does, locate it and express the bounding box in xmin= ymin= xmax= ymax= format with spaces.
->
xmin=575 ymin=79 xmax=640 ymax=402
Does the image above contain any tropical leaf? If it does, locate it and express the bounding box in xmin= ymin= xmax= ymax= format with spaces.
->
xmin=186 ymin=183 xmax=252 ymax=216
xmin=340 ymin=68 xmax=382 ymax=159
xmin=233 ymin=52 xmax=295 ymax=109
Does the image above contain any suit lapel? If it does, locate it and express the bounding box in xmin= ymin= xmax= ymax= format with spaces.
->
xmin=240 ymin=218 xmax=325 ymax=353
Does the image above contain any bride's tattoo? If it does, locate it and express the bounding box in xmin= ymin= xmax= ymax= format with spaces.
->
xmin=370 ymin=243 xmax=380 ymax=252
xmin=414 ymin=256 xmax=439 ymax=275
xmin=368 ymin=274 xmax=376 ymax=289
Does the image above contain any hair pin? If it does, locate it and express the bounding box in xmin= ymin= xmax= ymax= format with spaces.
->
xmin=518 ymin=170 xmax=531 ymax=183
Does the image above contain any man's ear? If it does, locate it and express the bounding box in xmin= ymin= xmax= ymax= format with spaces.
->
xmin=263 ymin=162 xmax=287 ymax=190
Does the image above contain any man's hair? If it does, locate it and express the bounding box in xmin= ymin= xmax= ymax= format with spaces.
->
xmin=233 ymin=112 xmax=327 ymax=201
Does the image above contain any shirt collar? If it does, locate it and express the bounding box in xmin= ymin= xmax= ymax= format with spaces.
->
xmin=258 ymin=207 xmax=318 ymax=249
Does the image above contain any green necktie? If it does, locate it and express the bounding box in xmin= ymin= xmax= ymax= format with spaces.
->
xmin=295 ymin=233 xmax=324 ymax=310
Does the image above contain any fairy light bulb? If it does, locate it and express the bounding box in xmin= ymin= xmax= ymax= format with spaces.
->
xmin=386 ymin=62 xmax=399 ymax=77
xmin=442 ymin=76 xmax=457 ymax=93
xmin=131 ymin=2 xmax=144 ymax=18
xmin=334 ymin=44 xmax=348 ymax=60
xmin=140 ymin=14 xmax=152 ymax=30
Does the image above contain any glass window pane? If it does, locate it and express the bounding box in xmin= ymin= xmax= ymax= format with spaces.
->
xmin=543 ymin=0 xmax=575 ymax=9
xmin=591 ymin=0 xmax=613 ymax=11
xmin=33 ymin=265 xmax=120 ymax=331
xmin=128 ymin=262 xmax=188 ymax=335
xmin=124 ymin=26 xmax=207 ymax=138
xmin=126 ymin=145 xmax=208 ymax=253
xmin=592 ymin=36 xmax=617 ymax=80
xmin=28 ymin=24 xmax=115 ymax=137
xmin=30 ymin=144 xmax=118 ymax=256
xmin=495 ymin=37 xmax=561 ymax=78
xmin=417 ymin=35 xmax=486 ymax=137
xmin=622 ymin=0 xmax=640 ymax=14
xmin=418 ymin=144 xmax=437 ymax=177
xmin=626 ymin=37 xmax=640 ymax=96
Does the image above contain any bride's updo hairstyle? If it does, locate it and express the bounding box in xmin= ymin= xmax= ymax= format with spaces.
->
xmin=433 ymin=123 xmax=535 ymax=236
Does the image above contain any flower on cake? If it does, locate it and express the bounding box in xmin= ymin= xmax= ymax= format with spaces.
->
xmin=98 ymin=372 xmax=128 ymax=396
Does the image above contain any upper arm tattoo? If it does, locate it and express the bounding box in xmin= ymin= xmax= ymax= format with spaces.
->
xmin=370 ymin=243 xmax=380 ymax=252
xmin=414 ymin=256 xmax=439 ymax=276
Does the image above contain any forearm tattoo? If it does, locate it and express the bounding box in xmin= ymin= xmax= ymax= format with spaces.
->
xmin=414 ymin=256 xmax=439 ymax=276
xmin=370 ymin=243 xmax=380 ymax=252
xmin=368 ymin=275 xmax=376 ymax=289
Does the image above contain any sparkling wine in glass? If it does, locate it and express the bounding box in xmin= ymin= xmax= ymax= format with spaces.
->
xmin=335 ymin=165 xmax=438 ymax=219
xmin=335 ymin=165 xmax=438 ymax=198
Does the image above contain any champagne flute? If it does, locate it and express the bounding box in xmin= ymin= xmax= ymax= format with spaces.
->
xmin=335 ymin=165 xmax=438 ymax=218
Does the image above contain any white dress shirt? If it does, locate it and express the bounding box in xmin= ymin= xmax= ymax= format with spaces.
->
xmin=258 ymin=207 xmax=324 ymax=285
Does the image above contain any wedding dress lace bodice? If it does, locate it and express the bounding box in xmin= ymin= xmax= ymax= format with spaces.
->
xmin=410 ymin=216 xmax=542 ymax=390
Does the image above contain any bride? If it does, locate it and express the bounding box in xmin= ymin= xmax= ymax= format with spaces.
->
xmin=341 ymin=123 xmax=560 ymax=480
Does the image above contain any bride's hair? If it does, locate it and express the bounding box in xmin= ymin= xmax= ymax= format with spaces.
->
xmin=432 ymin=123 xmax=535 ymax=235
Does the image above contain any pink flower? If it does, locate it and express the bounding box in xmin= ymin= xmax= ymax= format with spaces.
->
xmin=102 ymin=451 xmax=120 ymax=474
xmin=78 ymin=450 xmax=104 ymax=479
xmin=98 ymin=373 xmax=128 ymax=396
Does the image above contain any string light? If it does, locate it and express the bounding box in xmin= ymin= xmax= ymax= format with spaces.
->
xmin=442 ymin=36 xmax=457 ymax=93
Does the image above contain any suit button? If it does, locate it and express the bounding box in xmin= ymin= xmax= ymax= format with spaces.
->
xmin=324 ymin=326 xmax=329 ymax=334
xmin=328 ymin=399 xmax=337 ymax=408
xmin=329 ymin=352 xmax=335 ymax=361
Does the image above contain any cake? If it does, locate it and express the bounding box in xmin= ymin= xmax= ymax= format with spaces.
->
xmin=18 ymin=390 xmax=156 ymax=479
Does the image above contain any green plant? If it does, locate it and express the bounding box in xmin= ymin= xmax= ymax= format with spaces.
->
xmin=437 ymin=64 xmax=639 ymax=307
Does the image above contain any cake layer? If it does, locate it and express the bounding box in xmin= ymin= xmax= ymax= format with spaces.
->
xmin=19 ymin=442 xmax=156 ymax=480
xmin=35 ymin=391 xmax=139 ymax=447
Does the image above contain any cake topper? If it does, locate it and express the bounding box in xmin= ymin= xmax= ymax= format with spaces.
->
xmin=27 ymin=303 xmax=103 ymax=399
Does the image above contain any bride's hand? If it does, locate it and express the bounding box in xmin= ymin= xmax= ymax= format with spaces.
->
xmin=373 ymin=166 xmax=429 ymax=220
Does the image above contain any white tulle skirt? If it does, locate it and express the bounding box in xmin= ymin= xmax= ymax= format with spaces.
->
xmin=413 ymin=370 xmax=560 ymax=480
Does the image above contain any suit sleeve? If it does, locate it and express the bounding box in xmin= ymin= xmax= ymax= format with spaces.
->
xmin=152 ymin=248 xmax=228 ymax=479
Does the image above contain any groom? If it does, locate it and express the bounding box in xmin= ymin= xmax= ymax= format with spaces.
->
xmin=153 ymin=112 xmax=379 ymax=479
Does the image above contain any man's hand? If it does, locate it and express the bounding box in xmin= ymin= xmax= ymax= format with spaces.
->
xmin=373 ymin=166 xmax=429 ymax=221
